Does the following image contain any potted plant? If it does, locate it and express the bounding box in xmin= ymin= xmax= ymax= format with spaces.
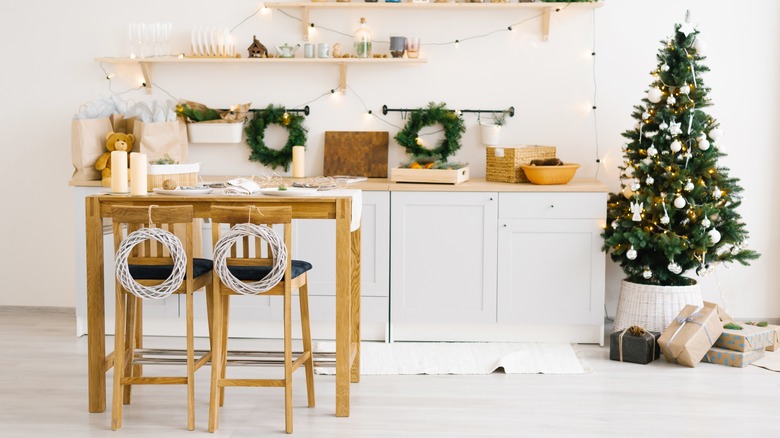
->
xmin=601 ymin=19 xmax=758 ymax=332
xmin=480 ymin=111 xmax=505 ymax=146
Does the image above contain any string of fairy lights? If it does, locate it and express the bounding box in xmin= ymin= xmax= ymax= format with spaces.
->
xmin=101 ymin=2 xmax=600 ymax=169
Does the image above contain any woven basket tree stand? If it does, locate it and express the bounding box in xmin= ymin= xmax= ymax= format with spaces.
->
xmin=613 ymin=280 xmax=704 ymax=332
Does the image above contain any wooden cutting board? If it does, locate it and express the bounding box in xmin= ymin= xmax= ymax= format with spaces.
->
xmin=323 ymin=131 xmax=389 ymax=178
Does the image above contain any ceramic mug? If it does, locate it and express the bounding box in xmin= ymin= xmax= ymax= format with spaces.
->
xmin=304 ymin=43 xmax=315 ymax=58
xmin=389 ymin=36 xmax=406 ymax=58
xmin=318 ymin=43 xmax=330 ymax=58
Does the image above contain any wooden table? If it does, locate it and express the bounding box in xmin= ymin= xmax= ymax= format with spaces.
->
xmin=84 ymin=192 xmax=361 ymax=417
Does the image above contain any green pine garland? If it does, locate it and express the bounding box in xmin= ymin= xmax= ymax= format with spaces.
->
xmin=245 ymin=104 xmax=307 ymax=171
xmin=394 ymin=102 xmax=466 ymax=162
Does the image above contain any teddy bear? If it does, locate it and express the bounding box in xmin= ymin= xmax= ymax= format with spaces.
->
xmin=94 ymin=131 xmax=135 ymax=188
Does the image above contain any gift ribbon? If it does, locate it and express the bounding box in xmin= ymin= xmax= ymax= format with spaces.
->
xmin=618 ymin=326 xmax=656 ymax=362
xmin=665 ymin=308 xmax=713 ymax=363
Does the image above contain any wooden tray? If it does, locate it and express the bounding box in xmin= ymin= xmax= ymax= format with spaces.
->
xmin=390 ymin=167 xmax=470 ymax=184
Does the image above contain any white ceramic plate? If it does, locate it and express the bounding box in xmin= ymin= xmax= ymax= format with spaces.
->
xmin=153 ymin=187 xmax=213 ymax=196
xmin=258 ymin=187 xmax=321 ymax=197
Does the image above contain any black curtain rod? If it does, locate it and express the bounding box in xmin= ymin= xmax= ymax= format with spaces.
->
xmin=382 ymin=105 xmax=514 ymax=117
xmin=217 ymin=105 xmax=310 ymax=115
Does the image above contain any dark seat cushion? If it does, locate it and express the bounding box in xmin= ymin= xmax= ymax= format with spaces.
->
xmin=227 ymin=260 xmax=313 ymax=281
xmin=129 ymin=258 xmax=214 ymax=280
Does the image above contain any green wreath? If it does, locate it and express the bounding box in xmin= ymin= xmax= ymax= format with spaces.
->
xmin=394 ymin=102 xmax=466 ymax=161
xmin=245 ymin=104 xmax=307 ymax=171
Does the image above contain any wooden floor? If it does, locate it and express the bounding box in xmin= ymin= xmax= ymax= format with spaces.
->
xmin=2 ymin=307 xmax=778 ymax=437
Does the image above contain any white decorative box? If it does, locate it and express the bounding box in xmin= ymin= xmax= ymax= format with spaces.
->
xmin=186 ymin=122 xmax=244 ymax=144
xmin=147 ymin=162 xmax=200 ymax=189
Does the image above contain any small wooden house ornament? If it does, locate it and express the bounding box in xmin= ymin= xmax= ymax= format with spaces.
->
xmin=248 ymin=35 xmax=268 ymax=58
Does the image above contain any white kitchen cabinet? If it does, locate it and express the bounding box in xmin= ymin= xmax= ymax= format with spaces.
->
xmin=497 ymin=193 xmax=606 ymax=331
xmin=389 ymin=189 xmax=606 ymax=344
xmin=390 ymin=191 xmax=498 ymax=340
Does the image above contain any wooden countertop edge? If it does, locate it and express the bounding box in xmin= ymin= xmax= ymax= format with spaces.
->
xmin=70 ymin=177 xmax=609 ymax=193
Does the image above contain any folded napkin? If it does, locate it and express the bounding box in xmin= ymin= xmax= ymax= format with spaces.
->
xmin=223 ymin=178 xmax=262 ymax=195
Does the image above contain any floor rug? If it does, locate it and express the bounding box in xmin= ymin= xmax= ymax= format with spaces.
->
xmin=313 ymin=342 xmax=588 ymax=375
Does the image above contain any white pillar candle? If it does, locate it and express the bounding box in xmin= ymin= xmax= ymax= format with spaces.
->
xmin=292 ymin=145 xmax=305 ymax=178
xmin=111 ymin=151 xmax=128 ymax=193
xmin=129 ymin=152 xmax=148 ymax=195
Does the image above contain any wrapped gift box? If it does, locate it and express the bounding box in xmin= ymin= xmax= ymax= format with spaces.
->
xmin=714 ymin=323 xmax=779 ymax=352
xmin=702 ymin=346 xmax=765 ymax=368
xmin=767 ymin=325 xmax=780 ymax=351
xmin=658 ymin=301 xmax=724 ymax=368
xmin=609 ymin=326 xmax=661 ymax=365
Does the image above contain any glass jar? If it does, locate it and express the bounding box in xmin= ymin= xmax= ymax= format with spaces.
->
xmin=353 ymin=17 xmax=372 ymax=58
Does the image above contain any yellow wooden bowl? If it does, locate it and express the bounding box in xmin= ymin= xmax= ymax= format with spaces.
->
xmin=520 ymin=163 xmax=580 ymax=185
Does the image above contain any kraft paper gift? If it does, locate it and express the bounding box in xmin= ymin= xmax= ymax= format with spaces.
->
xmin=130 ymin=117 xmax=189 ymax=163
xmin=744 ymin=323 xmax=780 ymax=351
xmin=658 ymin=301 xmax=724 ymax=368
xmin=71 ymin=114 xmax=127 ymax=181
xmin=702 ymin=346 xmax=765 ymax=368
xmin=766 ymin=325 xmax=780 ymax=351
xmin=715 ymin=323 xmax=779 ymax=352
xmin=609 ymin=326 xmax=660 ymax=365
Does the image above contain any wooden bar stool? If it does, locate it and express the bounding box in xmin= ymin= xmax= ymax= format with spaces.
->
xmin=208 ymin=206 xmax=315 ymax=434
xmin=110 ymin=205 xmax=214 ymax=431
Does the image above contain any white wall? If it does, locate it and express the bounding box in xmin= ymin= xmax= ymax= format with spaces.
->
xmin=1 ymin=0 xmax=778 ymax=318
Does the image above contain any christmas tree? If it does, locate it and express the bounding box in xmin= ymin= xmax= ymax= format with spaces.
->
xmin=602 ymin=15 xmax=759 ymax=286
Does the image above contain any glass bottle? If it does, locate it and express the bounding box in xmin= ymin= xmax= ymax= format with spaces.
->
xmin=353 ymin=17 xmax=372 ymax=58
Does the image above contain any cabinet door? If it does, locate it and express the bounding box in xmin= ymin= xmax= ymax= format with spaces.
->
xmin=497 ymin=218 xmax=604 ymax=325
xmin=391 ymin=191 xmax=498 ymax=328
xmin=293 ymin=191 xmax=389 ymax=298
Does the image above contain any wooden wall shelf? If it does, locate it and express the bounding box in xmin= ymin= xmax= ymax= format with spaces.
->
xmin=264 ymin=1 xmax=604 ymax=41
xmin=96 ymin=56 xmax=426 ymax=94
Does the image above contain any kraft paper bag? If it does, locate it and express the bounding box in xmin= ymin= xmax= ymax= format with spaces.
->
xmin=130 ymin=116 xmax=189 ymax=163
xmin=71 ymin=117 xmax=112 ymax=180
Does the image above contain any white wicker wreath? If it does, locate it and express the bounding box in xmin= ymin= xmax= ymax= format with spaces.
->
xmin=115 ymin=228 xmax=186 ymax=300
xmin=213 ymin=222 xmax=288 ymax=295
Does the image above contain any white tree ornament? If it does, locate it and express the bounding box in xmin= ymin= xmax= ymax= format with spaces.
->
xmin=647 ymin=144 xmax=658 ymax=157
xmin=668 ymin=121 xmax=682 ymax=135
xmin=708 ymin=128 xmax=722 ymax=141
xmin=647 ymin=87 xmax=663 ymax=103
xmin=708 ymin=229 xmax=722 ymax=245
xmin=630 ymin=201 xmax=643 ymax=221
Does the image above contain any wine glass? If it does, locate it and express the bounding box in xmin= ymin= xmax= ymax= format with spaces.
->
xmin=159 ymin=22 xmax=172 ymax=57
xmin=129 ymin=23 xmax=145 ymax=58
xmin=143 ymin=23 xmax=157 ymax=57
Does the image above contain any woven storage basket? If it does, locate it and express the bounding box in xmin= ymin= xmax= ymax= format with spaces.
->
xmin=486 ymin=145 xmax=556 ymax=183
xmin=147 ymin=163 xmax=200 ymax=189
xmin=613 ymin=280 xmax=703 ymax=332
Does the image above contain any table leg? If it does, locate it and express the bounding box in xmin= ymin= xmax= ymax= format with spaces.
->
xmin=350 ymin=226 xmax=361 ymax=383
xmin=86 ymin=197 xmax=107 ymax=413
xmin=335 ymin=198 xmax=352 ymax=417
